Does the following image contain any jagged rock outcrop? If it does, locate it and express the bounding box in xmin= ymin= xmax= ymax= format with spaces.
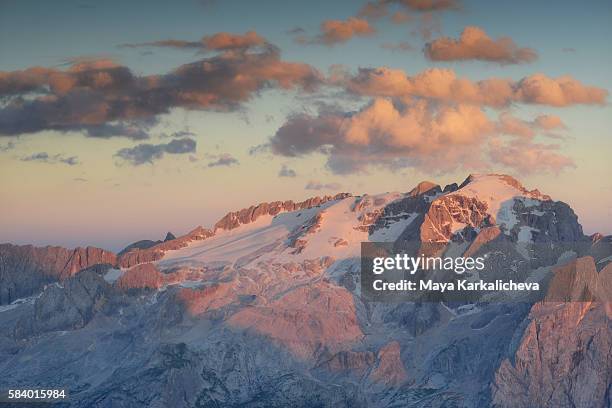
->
xmin=492 ymin=300 xmax=612 ymax=407
xmin=543 ymin=256 xmax=612 ymax=302
xmin=368 ymin=193 xmax=432 ymax=236
xmin=368 ymin=341 xmax=408 ymax=386
xmin=464 ymin=226 xmax=502 ymax=257
xmin=443 ymin=183 xmax=459 ymax=193
xmin=0 ymin=244 xmax=116 ymax=305
xmin=214 ymin=193 xmax=351 ymax=231
xmin=492 ymin=258 xmax=612 ymax=407
xmin=34 ymin=270 xmax=112 ymax=332
xmin=590 ymin=234 xmax=612 ymax=266
xmin=118 ymin=231 xmax=177 ymax=256
xmin=118 ymin=226 xmax=213 ymax=268
xmin=288 ymin=212 xmax=324 ymax=253
xmin=419 ymin=174 xmax=582 ymax=247
xmin=314 ymin=342 xmax=409 ymax=386
xmin=421 ymin=195 xmax=491 ymax=243
xmin=116 ymin=263 xmax=166 ymax=290
xmin=116 ymin=263 xmax=210 ymax=292
xmin=119 ymin=239 xmax=161 ymax=255
xmin=12 ymin=270 xmax=113 ymax=338
xmin=511 ymin=199 xmax=584 ymax=243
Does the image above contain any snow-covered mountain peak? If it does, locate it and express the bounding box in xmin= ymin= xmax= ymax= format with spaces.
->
xmin=441 ymin=174 xmax=551 ymax=229
xmin=116 ymin=174 xmax=576 ymax=270
xmin=456 ymin=174 xmax=550 ymax=203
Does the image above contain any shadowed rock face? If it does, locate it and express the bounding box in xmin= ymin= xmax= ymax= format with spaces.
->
xmin=0 ymin=174 xmax=610 ymax=407
xmin=25 ymin=270 xmax=113 ymax=337
xmin=316 ymin=349 xmax=377 ymax=377
xmin=368 ymin=341 xmax=408 ymax=386
xmin=313 ymin=341 xmax=408 ymax=387
xmin=0 ymin=244 xmax=116 ymax=305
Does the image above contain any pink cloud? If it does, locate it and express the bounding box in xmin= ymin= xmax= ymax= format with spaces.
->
xmin=397 ymin=0 xmax=459 ymax=11
xmin=360 ymin=0 xmax=459 ymax=19
xmin=496 ymin=113 xmax=566 ymax=139
xmin=0 ymin=35 xmax=322 ymax=137
xmin=338 ymin=67 xmax=608 ymax=107
xmin=533 ymin=114 xmax=566 ymax=130
xmin=515 ymin=74 xmax=608 ymax=106
xmin=307 ymin=17 xmax=376 ymax=45
xmin=121 ymin=31 xmax=267 ymax=53
xmin=201 ymin=31 xmax=267 ymax=51
xmin=425 ymin=26 xmax=537 ymax=64
xmin=268 ymin=97 xmax=575 ymax=175
xmin=489 ymin=138 xmax=575 ymax=175
xmin=269 ymin=98 xmax=494 ymax=174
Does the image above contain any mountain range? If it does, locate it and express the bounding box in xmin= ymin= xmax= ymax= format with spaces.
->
xmin=0 ymin=174 xmax=610 ymax=407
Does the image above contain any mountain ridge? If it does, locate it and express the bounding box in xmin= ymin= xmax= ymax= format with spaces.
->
xmin=0 ymin=173 xmax=595 ymax=304
xmin=1 ymin=173 xmax=610 ymax=407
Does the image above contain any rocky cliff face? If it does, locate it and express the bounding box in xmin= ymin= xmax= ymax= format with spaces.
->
xmin=421 ymin=194 xmax=492 ymax=242
xmin=493 ymin=300 xmax=611 ymax=408
xmin=0 ymin=174 xmax=609 ymax=407
xmin=118 ymin=231 xmax=177 ymax=256
xmin=118 ymin=226 xmax=214 ymax=268
xmin=492 ymin=258 xmax=612 ymax=408
xmin=213 ymin=193 xmax=352 ymax=231
xmin=0 ymin=244 xmax=116 ymax=305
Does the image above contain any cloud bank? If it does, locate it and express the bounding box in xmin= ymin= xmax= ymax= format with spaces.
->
xmin=207 ymin=153 xmax=239 ymax=167
xmin=359 ymin=0 xmax=459 ymax=19
xmin=338 ymin=67 xmax=607 ymax=107
xmin=1 ymin=25 xmax=607 ymax=178
xmin=425 ymin=26 xmax=537 ymax=64
xmin=0 ymin=36 xmax=321 ymax=138
xmin=305 ymin=180 xmax=342 ymax=191
xmin=21 ymin=152 xmax=80 ymax=165
xmin=267 ymin=98 xmax=576 ymax=175
xmin=278 ymin=164 xmax=297 ymax=177
xmin=115 ymin=137 xmax=196 ymax=165
xmin=299 ymin=18 xmax=375 ymax=46
xmin=122 ymin=31 xmax=268 ymax=53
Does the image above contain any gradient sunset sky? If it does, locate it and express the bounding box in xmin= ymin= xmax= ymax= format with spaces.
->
xmin=1 ymin=0 xmax=611 ymax=251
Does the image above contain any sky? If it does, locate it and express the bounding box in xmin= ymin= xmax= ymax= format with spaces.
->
xmin=0 ymin=0 xmax=611 ymax=252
